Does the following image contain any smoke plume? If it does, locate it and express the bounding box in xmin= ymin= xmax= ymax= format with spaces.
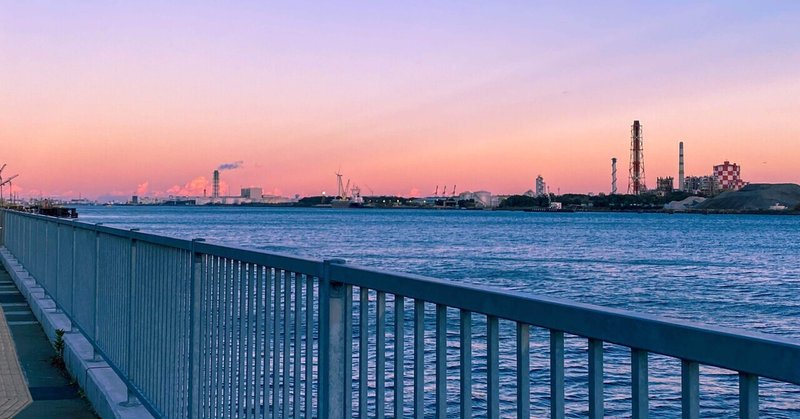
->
xmin=218 ymin=161 xmax=244 ymax=171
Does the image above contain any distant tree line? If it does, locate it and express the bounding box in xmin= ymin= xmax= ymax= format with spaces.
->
xmin=500 ymin=191 xmax=694 ymax=210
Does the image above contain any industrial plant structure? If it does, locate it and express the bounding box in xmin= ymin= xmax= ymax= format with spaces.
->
xmin=628 ymin=120 xmax=646 ymax=195
xmin=713 ymin=161 xmax=746 ymax=191
xmin=611 ymin=158 xmax=617 ymax=194
xmin=212 ymin=170 xmax=220 ymax=198
xmin=656 ymin=177 xmax=674 ymax=194
xmin=678 ymin=141 xmax=685 ymax=191
xmin=535 ymin=175 xmax=546 ymax=197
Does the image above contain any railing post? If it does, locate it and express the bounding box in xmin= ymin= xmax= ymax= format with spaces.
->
xmin=91 ymin=224 xmax=103 ymax=362
xmin=53 ymin=222 xmax=61 ymax=312
xmin=188 ymin=238 xmax=205 ymax=418
xmin=70 ymin=222 xmax=77 ymax=329
xmin=0 ymin=209 xmax=5 ymax=246
xmin=739 ymin=373 xmax=758 ymax=418
xmin=121 ymin=228 xmax=140 ymax=407
xmin=681 ymin=360 xmax=699 ymax=419
xmin=319 ymin=258 xmax=346 ymax=419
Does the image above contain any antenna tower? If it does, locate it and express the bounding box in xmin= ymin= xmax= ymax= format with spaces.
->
xmin=628 ymin=120 xmax=646 ymax=194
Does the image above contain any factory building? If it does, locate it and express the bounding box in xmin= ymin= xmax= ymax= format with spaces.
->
xmin=240 ymin=187 xmax=263 ymax=199
xmin=535 ymin=175 xmax=546 ymax=197
xmin=656 ymin=177 xmax=674 ymax=195
xmin=683 ymin=175 xmax=718 ymax=196
xmin=713 ymin=161 xmax=746 ymax=191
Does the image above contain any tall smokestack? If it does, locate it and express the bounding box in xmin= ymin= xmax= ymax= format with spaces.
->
xmin=679 ymin=141 xmax=685 ymax=191
xmin=611 ymin=157 xmax=617 ymax=194
xmin=213 ymin=170 xmax=220 ymax=198
xmin=628 ymin=120 xmax=645 ymax=194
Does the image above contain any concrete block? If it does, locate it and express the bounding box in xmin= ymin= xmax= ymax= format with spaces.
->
xmin=85 ymin=367 xmax=153 ymax=419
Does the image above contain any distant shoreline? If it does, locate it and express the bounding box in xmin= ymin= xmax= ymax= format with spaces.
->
xmin=77 ymin=203 xmax=800 ymax=216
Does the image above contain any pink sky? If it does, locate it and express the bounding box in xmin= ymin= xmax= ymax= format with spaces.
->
xmin=1 ymin=2 xmax=798 ymax=200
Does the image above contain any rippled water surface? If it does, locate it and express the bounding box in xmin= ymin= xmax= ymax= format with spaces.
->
xmin=78 ymin=206 xmax=800 ymax=417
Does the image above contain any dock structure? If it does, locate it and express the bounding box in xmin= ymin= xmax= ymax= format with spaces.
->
xmin=0 ymin=209 xmax=797 ymax=418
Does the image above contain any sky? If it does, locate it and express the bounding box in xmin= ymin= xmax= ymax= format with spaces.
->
xmin=1 ymin=1 xmax=799 ymax=200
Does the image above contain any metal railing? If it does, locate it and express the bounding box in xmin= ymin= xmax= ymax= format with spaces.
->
xmin=1 ymin=209 xmax=799 ymax=418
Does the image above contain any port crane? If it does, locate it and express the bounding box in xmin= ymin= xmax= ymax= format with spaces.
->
xmin=0 ymin=175 xmax=19 ymax=204
xmin=0 ymin=164 xmax=19 ymax=204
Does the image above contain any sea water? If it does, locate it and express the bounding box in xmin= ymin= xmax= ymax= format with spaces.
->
xmin=78 ymin=206 xmax=800 ymax=417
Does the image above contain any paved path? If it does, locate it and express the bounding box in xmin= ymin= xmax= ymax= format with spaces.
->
xmin=0 ymin=268 xmax=96 ymax=418
xmin=0 ymin=303 xmax=31 ymax=418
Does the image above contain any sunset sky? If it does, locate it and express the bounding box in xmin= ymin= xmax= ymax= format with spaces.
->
xmin=2 ymin=2 xmax=799 ymax=200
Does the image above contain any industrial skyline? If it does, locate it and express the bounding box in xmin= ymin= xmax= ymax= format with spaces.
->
xmin=2 ymin=2 xmax=799 ymax=200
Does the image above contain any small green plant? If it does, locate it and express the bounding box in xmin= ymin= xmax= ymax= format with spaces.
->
xmin=50 ymin=328 xmax=66 ymax=370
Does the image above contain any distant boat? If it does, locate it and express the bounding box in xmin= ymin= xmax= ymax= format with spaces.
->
xmin=331 ymin=171 xmax=366 ymax=208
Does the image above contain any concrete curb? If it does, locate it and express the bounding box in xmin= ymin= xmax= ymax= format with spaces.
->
xmin=0 ymin=247 xmax=153 ymax=419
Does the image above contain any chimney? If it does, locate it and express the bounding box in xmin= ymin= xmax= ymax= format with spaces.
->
xmin=679 ymin=141 xmax=685 ymax=191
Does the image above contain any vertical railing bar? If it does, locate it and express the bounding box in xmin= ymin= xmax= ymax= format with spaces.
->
xmin=738 ymin=373 xmax=758 ymax=419
xmin=550 ymin=330 xmax=565 ymax=419
xmin=293 ymin=272 xmax=302 ymax=419
xmin=272 ymin=268 xmax=282 ymax=417
xmin=283 ymin=270 xmax=291 ymax=416
xmin=231 ymin=259 xmax=240 ymax=418
xmin=160 ymin=246 xmax=169 ymax=412
xmin=393 ymin=295 xmax=404 ymax=419
xmin=250 ymin=264 xmax=258 ymax=419
xmin=359 ymin=287 xmax=368 ymax=419
xmin=435 ymin=304 xmax=447 ymax=419
xmin=200 ymin=255 xmax=211 ymax=419
xmin=344 ymin=284 xmax=353 ymax=419
xmin=320 ymin=259 xmax=346 ymax=419
xmin=227 ymin=259 xmax=235 ymax=419
xmin=189 ymin=240 xmax=203 ymax=419
xmin=376 ymin=291 xmax=386 ymax=419
xmin=213 ymin=256 xmax=224 ymax=419
xmin=516 ymin=323 xmax=530 ymax=419
xmin=304 ymin=275 xmax=314 ymax=416
xmin=173 ymin=248 xmax=183 ymax=417
xmin=158 ymin=245 xmax=166 ymax=412
xmin=123 ymin=230 xmax=139 ymax=406
xmin=242 ymin=263 xmax=258 ymax=418
xmin=70 ymin=223 xmax=76 ymax=322
xmin=631 ymin=348 xmax=649 ymax=419
xmin=588 ymin=338 xmax=604 ymax=419
xmin=239 ymin=261 xmax=248 ymax=419
xmin=181 ymin=249 xmax=190 ymax=417
xmin=460 ymin=310 xmax=472 ymax=418
xmin=413 ymin=299 xmax=424 ymax=419
xmin=264 ymin=267 xmax=274 ymax=419
xmin=93 ymin=226 xmax=101 ymax=360
xmin=681 ymin=360 xmax=699 ymax=419
xmin=238 ymin=261 xmax=248 ymax=418
xmin=214 ymin=257 xmax=224 ymax=418
xmin=254 ymin=265 xmax=265 ymax=419
xmin=487 ymin=315 xmax=499 ymax=419
xmin=228 ymin=259 xmax=238 ymax=418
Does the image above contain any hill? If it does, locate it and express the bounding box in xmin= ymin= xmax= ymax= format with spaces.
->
xmin=696 ymin=184 xmax=800 ymax=211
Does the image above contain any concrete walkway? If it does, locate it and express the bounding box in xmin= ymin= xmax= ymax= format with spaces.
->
xmin=0 ymin=305 xmax=31 ymax=417
xmin=0 ymin=268 xmax=96 ymax=418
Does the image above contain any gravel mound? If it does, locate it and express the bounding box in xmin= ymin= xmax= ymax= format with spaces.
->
xmin=697 ymin=183 xmax=800 ymax=210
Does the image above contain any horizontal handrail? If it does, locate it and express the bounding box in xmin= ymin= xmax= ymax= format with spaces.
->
xmin=330 ymin=263 xmax=800 ymax=385
xmin=5 ymin=210 xmax=323 ymax=276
